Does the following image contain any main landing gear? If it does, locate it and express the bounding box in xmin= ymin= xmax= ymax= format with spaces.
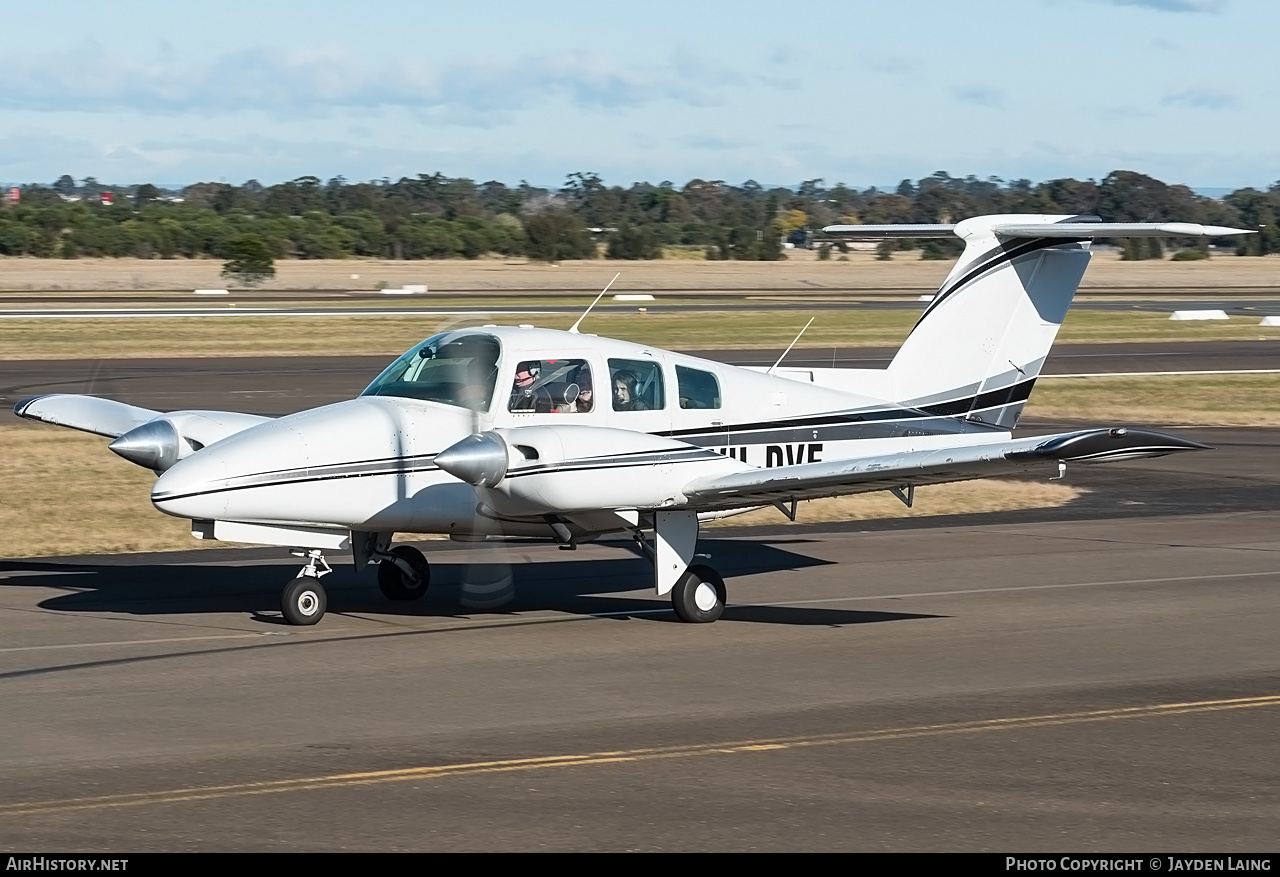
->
xmin=644 ymin=510 xmax=728 ymax=624
xmin=277 ymin=544 xmax=431 ymax=626
xmin=375 ymin=545 xmax=431 ymax=601
xmin=670 ymin=564 xmax=726 ymax=623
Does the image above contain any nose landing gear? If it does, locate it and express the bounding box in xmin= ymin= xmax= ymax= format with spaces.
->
xmin=281 ymin=549 xmax=333 ymax=626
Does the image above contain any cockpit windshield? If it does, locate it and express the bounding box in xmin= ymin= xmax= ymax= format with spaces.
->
xmin=360 ymin=333 xmax=501 ymax=411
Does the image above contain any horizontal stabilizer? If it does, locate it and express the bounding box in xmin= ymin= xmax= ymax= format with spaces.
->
xmin=821 ymin=224 xmax=957 ymax=238
xmin=987 ymin=222 xmax=1252 ymax=239
xmin=823 ymin=220 xmax=1253 ymax=239
xmin=681 ymin=428 xmax=1206 ymax=511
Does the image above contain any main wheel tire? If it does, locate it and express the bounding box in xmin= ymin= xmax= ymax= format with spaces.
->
xmin=671 ymin=564 xmax=726 ymax=623
xmin=377 ymin=545 xmax=431 ymax=601
xmin=282 ymin=577 xmax=327 ymax=626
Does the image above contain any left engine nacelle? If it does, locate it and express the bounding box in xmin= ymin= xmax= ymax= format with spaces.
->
xmin=109 ymin=411 xmax=272 ymax=471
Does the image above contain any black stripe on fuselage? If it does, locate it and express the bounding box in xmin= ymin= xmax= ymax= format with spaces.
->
xmin=154 ymin=378 xmax=1037 ymax=503
xmin=660 ymin=377 xmax=1036 ymax=442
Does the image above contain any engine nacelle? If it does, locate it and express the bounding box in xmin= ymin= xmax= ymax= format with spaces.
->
xmin=110 ymin=410 xmax=272 ymax=471
xmin=481 ymin=424 xmax=746 ymax=515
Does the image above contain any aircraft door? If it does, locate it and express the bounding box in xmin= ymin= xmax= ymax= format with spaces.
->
xmin=669 ymin=363 xmax=727 ymax=452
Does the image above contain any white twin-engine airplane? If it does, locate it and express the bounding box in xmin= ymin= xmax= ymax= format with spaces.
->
xmin=16 ymin=215 xmax=1251 ymax=625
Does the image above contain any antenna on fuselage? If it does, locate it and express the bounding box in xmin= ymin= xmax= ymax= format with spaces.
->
xmin=568 ymin=272 xmax=621 ymax=334
xmin=766 ymin=317 xmax=815 ymax=375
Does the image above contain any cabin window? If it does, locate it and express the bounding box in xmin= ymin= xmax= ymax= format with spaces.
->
xmin=361 ymin=332 xmax=500 ymax=411
xmin=676 ymin=365 xmax=721 ymax=409
xmin=508 ymin=359 xmax=595 ymax=414
xmin=608 ymin=359 xmax=665 ymax=411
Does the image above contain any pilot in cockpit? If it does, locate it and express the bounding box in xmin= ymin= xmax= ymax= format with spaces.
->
xmin=509 ymin=361 xmax=553 ymax=413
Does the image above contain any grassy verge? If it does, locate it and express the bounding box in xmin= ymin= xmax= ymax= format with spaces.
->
xmin=704 ymin=481 xmax=1080 ymax=528
xmin=1027 ymin=374 xmax=1280 ymax=426
xmin=2 ymin=309 xmax=1278 ymax=359
xmin=1 ymin=421 xmax=1078 ymax=559
xmin=4 ymin=373 xmax=1274 ymax=558
xmin=0 ymin=422 xmax=214 ymax=557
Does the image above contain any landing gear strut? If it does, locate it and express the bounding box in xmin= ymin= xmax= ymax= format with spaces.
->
xmin=648 ymin=509 xmax=727 ymax=624
xmin=281 ymin=549 xmax=332 ymax=626
xmin=375 ymin=544 xmax=431 ymax=601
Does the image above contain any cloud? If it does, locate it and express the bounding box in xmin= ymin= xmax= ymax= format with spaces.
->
xmin=862 ymin=55 xmax=918 ymax=79
xmin=951 ymin=86 xmax=1005 ymax=108
xmin=1162 ymin=87 xmax=1238 ymax=109
xmin=0 ymin=44 xmax=748 ymax=119
xmin=679 ymin=133 xmax=749 ymax=151
xmin=1099 ymin=0 xmax=1224 ymax=11
xmin=1090 ymin=104 xmax=1156 ymax=121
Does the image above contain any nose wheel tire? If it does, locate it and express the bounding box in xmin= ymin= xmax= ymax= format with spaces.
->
xmin=671 ymin=564 xmax=726 ymax=623
xmin=282 ymin=577 xmax=327 ymax=626
xmin=377 ymin=545 xmax=431 ymax=601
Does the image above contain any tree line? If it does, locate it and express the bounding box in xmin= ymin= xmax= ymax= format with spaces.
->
xmin=1 ymin=170 xmax=1276 ymax=263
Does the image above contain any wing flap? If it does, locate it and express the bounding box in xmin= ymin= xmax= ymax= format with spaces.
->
xmin=682 ymin=428 xmax=1206 ymax=511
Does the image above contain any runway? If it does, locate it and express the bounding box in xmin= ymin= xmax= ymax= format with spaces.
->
xmin=1 ymin=502 xmax=1278 ymax=850
xmin=2 ymin=344 xmax=1278 ymax=851
xmin=2 ymin=297 xmax=1280 ymax=319
xmin=3 ymin=339 xmax=1278 ymax=416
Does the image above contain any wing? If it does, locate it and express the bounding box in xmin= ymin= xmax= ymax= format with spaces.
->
xmin=681 ymin=427 xmax=1207 ymax=511
xmin=15 ymin=394 xmax=272 ymax=471
xmin=14 ymin=394 xmax=159 ymax=438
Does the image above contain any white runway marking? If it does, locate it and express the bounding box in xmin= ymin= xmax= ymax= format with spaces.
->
xmin=1042 ymin=369 xmax=1280 ymax=378
xmin=0 ymin=308 xmax=558 ymax=319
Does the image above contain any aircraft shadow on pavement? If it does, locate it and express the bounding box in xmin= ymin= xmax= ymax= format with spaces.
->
xmin=0 ymin=540 xmax=935 ymax=628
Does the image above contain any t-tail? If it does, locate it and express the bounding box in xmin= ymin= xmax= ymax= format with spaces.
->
xmin=824 ymin=215 xmax=1252 ymax=428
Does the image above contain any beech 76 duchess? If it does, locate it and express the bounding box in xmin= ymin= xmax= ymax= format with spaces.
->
xmin=15 ymin=214 xmax=1250 ymax=625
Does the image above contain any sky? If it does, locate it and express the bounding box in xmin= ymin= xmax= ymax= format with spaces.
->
xmin=0 ymin=0 xmax=1275 ymax=190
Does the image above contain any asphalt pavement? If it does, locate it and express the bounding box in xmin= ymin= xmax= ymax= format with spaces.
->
xmin=1 ymin=343 xmax=1278 ymax=851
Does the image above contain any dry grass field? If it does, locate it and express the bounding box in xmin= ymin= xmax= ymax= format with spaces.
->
xmin=4 ymin=370 xmax=1271 ymax=558
xmin=1027 ymin=374 xmax=1280 ymax=426
xmin=1 ymin=422 xmax=1078 ymax=558
xmin=1 ymin=309 xmax=1278 ymax=360
xmin=1 ymin=249 xmax=1277 ymax=293
xmin=1 ymin=253 xmax=1274 ymax=559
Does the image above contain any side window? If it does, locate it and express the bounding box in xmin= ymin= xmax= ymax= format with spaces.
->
xmin=676 ymin=365 xmax=721 ymax=409
xmin=608 ymin=359 xmax=665 ymax=412
xmin=508 ymin=358 xmax=595 ymax=414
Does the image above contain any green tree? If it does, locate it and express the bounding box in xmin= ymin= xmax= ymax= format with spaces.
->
xmin=524 ymin=212 xmax=596 ymax=262
xmin=220 ymin=234 xmax=276 ymax=285
xmin=606 ymin=221 xmax=660 ymax=259
xmin=134 ymin=183 xmax=161 ymax=208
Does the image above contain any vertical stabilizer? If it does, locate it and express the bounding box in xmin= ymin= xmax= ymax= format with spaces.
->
xmin=820 ymin=216 xmax=1251 ymax=429
xmin=886 ymin=214 xmax=1092 ymax=428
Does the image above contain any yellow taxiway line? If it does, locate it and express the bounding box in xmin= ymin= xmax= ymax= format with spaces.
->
xmin=3 ymin=694 xmax=1277 ymax=817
